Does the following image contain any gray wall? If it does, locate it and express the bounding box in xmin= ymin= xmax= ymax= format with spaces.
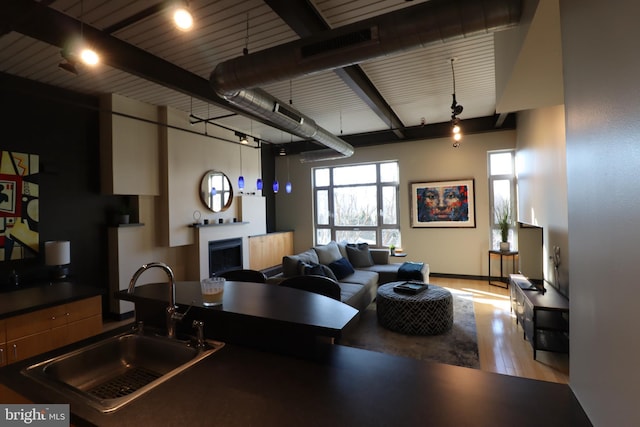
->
xmin=560 ymin=0 xmax=640 ymax=425
xmin=516 ymin=105 xmax=569 ymax=297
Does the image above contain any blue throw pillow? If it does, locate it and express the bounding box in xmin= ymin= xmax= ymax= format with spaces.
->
xmin=328 ymin=257 xmax=355 ymax=280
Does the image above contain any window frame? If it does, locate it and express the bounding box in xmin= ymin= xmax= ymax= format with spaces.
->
xmin=488 ymin=149 xmax=517 ymax=249
xmin=313 ymin=161 xmax=400 ymax=248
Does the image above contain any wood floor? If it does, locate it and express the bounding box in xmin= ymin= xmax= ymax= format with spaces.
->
xmin=429 ymin=276 xmax=569 ymax=384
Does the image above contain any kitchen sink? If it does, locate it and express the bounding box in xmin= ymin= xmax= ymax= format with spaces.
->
xmin=22 ymin=330 xmax=224 ymax=413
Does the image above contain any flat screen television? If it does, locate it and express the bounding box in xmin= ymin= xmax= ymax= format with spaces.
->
xmin=517 ymin=222 xmax=544 ymax=287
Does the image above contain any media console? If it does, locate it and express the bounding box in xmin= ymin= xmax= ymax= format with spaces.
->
xmin=509 ymin=274 xmax=569 ymax=360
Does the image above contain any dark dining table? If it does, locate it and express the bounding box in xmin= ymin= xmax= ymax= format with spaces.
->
xmin=116 ymin=280 xmax=360 ymax=355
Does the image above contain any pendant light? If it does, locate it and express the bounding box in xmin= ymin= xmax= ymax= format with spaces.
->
xmin=237 ymin=141 xmax=245 ymax=191
xmin=449 ymin=58 xmax=464 ymax=148
xmin=255 ymin=138 xmax=263 ymax=191
xmin=285 ymin=154 xmax=292 ymax=194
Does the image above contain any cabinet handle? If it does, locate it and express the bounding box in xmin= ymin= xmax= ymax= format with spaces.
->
xmin=12 ymin=344 xmax=17 ymax=360
xmin=0 ymin=348 xmax=4 ymax=364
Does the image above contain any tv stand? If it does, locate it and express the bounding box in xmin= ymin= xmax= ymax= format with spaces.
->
xmin=509 ymin=274 xmax=569 ymax=360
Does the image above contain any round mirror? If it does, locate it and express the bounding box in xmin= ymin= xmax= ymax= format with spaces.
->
xmin=200 ymin=170 xmax=233 ymax=212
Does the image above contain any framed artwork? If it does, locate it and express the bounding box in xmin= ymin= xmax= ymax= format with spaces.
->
xmin=0 ymin=151 xmax=39 ymax=260
xmin=410 ymin=179 xmax=475 ymax=228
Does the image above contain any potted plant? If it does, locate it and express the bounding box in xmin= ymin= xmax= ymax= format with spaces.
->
xmin=495 ymin=200 xmax=512 ymax=251
xmin=117 ymin=205 xmax=133 ymax=225
xmin=389 ymin=244 xmax=396 ymax=255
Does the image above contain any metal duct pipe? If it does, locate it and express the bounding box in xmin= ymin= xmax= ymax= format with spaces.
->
xmin=210 ymin=0 xmax=522 ymax=160
xmin=230 ymin=88 xmax=354 ymax=158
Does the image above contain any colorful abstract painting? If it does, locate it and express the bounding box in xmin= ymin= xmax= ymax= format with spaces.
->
xmin=0 ymin=151 xmax=39 ymax=260
xmin=410 ymin=179 xmax=475 ymax=228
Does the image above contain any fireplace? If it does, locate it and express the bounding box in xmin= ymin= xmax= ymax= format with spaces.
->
xmin=208 ymin=238 xmax=243 ymax=277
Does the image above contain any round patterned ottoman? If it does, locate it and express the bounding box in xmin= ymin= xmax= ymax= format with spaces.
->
xmin=376 ymin=282 xmax=453 ymax=335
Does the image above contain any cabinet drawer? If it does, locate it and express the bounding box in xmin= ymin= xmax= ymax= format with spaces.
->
xmin=51 ymin=315 xmax=102 ymax=349
xmin=0 ymin=319 xmax=5 ymax=342
xmin=66 ymin=296 xmax=102 ymax=323
xmin=6 ymin=308 xmax=57 ymax=341
xmin=6 ymin=331 xmax=53 ymax=364
xmin=0 ymin=343 xmax=7 ymax=367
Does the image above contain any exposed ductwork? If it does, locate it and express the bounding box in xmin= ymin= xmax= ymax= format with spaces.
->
xmin=210 ymin=0 xmax=522 ymax=160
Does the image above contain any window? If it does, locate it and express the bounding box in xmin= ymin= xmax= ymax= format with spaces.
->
xmin=313 ymin=162 xmax=400 ymax=247
xmin=488 ymin=150 xmax=516 ymax=250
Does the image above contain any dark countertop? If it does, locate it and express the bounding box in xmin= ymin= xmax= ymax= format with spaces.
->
xmin=0 ymin=325 xmax=592 ymax=427
xmin=0 ymin=282 xmax=103 ymax=319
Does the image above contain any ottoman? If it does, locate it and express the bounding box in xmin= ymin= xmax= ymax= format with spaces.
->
xmin=376 ymin=282 xmax=453 ymax=335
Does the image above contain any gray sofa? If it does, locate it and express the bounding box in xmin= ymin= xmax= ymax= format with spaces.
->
xmin=269 ymin=241 xmax=429 ymax=311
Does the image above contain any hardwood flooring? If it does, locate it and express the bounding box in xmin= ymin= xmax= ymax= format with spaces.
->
xmin=429 ymin=276 xmax=569 ymax=384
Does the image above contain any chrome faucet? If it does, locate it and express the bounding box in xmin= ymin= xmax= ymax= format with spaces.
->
xmin=128 ymin=262 xmax=187 ymax=339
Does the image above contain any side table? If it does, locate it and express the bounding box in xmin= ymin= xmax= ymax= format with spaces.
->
xmin=488 ymin=250 xmax=518 ymax=288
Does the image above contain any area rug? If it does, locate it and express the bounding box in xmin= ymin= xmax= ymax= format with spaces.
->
xmin=339 ymin=288 xmax=480 ymax=369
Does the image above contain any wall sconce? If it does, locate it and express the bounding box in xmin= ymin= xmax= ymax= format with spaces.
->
xmin=45 ymin=241 xmax=71 ymax=280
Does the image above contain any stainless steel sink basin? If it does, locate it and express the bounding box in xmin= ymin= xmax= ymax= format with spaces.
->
xmin=22 ymin=331 xmax=224 ymax=413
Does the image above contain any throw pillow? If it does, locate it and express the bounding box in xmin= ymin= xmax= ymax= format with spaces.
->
xmin=327 ymin=257 xmax=355 ymax=280
xmin=282 ymin=249 xmax=319 ymax=277
xmin=298 ymin=261 xmax=339 ymax=282
xmin=314 ymin=241 xmax=343 ymax=265
xmin=346 ymin=243 xmax=375 ymax=268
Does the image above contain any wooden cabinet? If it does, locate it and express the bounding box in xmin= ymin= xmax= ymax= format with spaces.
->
xmin=0 ymin=319 xmax=6 ymax=367
xmin=249 ymin=231 xmax=294 ymax=271
xmin=3 ymin=296 xmax=102 ymax=364
xmin=510 ymin=274 xmax=569 ymax=360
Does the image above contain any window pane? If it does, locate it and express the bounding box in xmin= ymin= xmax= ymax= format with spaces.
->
xmin=380 ymin=162 xmax=398 ymax=183
xmin=489 ymin=152 xmax=513 ymax=176
xmin=382 ymin=186 xmax=397 ymax=224
xmin=382 ymin=229 xmax=401 ymax=247
xmin=333 ymin=164 xmax=376 ymax=185
xmin=316 ymin=229 xmax=331 ymax=245
xmin=492 ymin=179 xmax=511 ymax=218
xmin=316 ymin=190 xmax=329 ymax=225
xmin=336 ymin=230 xmax=376 ymax=245
xmin=315 ymin=168 xmax=330 ymax=187
xmin=334 ymin=186 xmax=377 ymax=226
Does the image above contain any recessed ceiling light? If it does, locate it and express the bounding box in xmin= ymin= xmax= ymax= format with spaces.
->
xmin=173 ymin=8 xmax=193 ymax=31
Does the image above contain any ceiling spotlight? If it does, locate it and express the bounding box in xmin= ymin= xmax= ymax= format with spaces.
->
xmin=80 ymin=47 xmax=99 ymax=66
xmin=235 ymin=132 xmax=248 ymax=144
xmin=173 ymin=3 xmax=194 ymax=31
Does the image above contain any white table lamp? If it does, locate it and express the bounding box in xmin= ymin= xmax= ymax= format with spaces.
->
xmin=45 ymin=240 xmax=71 ymax=279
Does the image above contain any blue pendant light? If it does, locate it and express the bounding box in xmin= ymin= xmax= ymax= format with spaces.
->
xmin=272 ymin=180 xmax=279 ymax=193
xmin=256 ymin=178 xmax=263 ymax=190
xmin=238 ymin=175 xmax=245 ymax=190
xmin=285 ymin=181 xmax=292 ymax=193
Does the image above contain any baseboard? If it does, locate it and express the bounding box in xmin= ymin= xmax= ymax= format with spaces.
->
xmin=430 ymin=272 xmax=489 ymax=281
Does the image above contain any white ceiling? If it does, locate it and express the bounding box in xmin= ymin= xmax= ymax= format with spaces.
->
xmin=0 ymin=0 xmax=511 ymax=146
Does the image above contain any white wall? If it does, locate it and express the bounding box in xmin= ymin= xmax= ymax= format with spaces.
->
xmin=560 ymin=0 xmax=640 ymax=425
xmin=104 ymin=99 xmax=266 ymax=314
xmin=516 ymin=105 xmax=569 ymax=296
xmin=275 ymin=131 xmax=516 ymax=276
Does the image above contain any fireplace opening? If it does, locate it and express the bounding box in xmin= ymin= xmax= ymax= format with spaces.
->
xmin=209 ymin=238 xmax=243 ymax=277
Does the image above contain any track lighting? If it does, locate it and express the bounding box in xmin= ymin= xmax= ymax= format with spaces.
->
xmin=234 ymin=132 xmax=249 ymax=144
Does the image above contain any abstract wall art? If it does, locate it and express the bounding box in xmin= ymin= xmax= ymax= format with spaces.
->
xmin=0 ymin=151 xmax=39 ymax=260
xmin=410 ymin=179 xmax=475 ymax=228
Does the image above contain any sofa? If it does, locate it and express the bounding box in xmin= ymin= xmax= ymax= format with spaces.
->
xmin=269 ymin=241 xmax=429 ymax=312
